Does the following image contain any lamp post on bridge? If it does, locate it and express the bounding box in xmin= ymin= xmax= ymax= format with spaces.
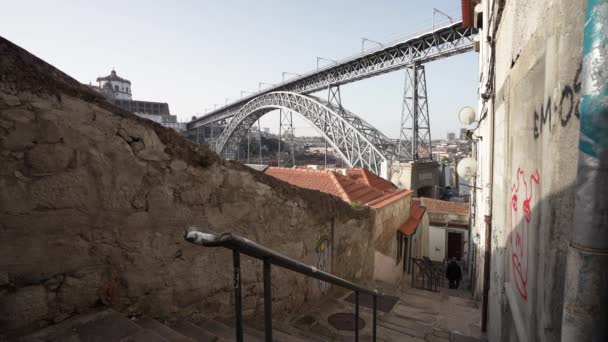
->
xmin=361 ymin=37 xmax=383 ymax=53
xmin=241 ymin=90 xmax=255 ymax=99
xmin=316 ymin=57 xmax=337 ymax=70
xmin=282 ymin=72 xmax=301 ymax=83
xmin=259 ymin=82 xmax=276 ymax=92
xmin=432 ymin=8 xmax=454 ymax=32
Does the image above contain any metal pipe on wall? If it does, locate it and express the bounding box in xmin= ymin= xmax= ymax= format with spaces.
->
xmin=561 ymin=1 xmax=608 ymax=340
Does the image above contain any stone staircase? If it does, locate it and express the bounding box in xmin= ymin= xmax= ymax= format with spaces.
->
xmin=19 ymin=283 xmax=483 ymax=342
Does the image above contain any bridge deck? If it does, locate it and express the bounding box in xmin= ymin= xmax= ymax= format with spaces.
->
xmin=189 ymin=20 xmax=476 ymax=129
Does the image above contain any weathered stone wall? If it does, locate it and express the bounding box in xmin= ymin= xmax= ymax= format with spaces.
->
xmin=0 ymin=37 xmax=375 ymax=335
xmin=472 ymin=1 xmax=585 ymax=341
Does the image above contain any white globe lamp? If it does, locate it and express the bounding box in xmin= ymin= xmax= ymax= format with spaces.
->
xmin=458 ymin=106 xmax=477 ymax=125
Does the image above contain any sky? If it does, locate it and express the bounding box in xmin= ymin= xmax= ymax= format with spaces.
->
xmin=0 ymin=0 xmax=478 ymax=140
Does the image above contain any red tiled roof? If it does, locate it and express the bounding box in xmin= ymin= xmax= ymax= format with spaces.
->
xmin=414 ymin=197 xmax=470 ymax=215
xmin=366 ymin=189 xmax=413 ymax=208
xmin=346 ymin=168 xmax=398 ymax=192
xmin=265 ymin=167 xmax=387 ymax=204
xmin=399 ymin=201 xmax=426 ymax=236
xmin=294 ymin=166 xmax=398 ymax=193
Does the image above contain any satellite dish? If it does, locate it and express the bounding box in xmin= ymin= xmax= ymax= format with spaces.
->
xmin=458 ymin=106 xmax=477 ymax=125
xmin=457 ymin=157 xmax=478 ymax=180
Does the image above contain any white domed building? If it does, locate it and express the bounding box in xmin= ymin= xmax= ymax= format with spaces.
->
xmin=96 ymin=69 xmax=132 ymax=101
xmin=89 ymin=69 xmax=185 ymax=132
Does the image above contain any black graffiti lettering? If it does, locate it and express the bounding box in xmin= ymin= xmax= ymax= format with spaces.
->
xmin=573 ymin=64 xmax=582 ymax=118
xmin=532 ymin=63 xmax=583 ymax=138
xmin=541 ymin=97 xmax=551 ymax=133
xmin=560 ymin=86 xmax=574 ymax=126
xmin=533 ymin=110 xmax=540 ymax=138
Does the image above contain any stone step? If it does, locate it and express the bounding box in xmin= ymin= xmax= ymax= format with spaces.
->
xmin=22 ymin=309 xmax=143 ymax=342
xmin=244 ymin=320 xmax=332 ymax=342
xmin=378 ymin=313 xmax=433 ymax=336
xmin=170 ymin=320 xmax=219 ymax=342
xmin=134 ymin=316 xmax=196 ymax=342
xmin=244 ymin=326 xmax=311 ymax=342
xmin=198 ymin=319 xmax=263 ymax=342
xmin=377 ymin=319 xmax=427 ymax=340
xmin=376 ymin=325 xmax=425 ymax=342
xmin=118 ymin=328 xmax=169 ymax=342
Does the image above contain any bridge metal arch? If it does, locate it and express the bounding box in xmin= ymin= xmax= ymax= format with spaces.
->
xmin=215 ymin=91 xmax=397 ymax=174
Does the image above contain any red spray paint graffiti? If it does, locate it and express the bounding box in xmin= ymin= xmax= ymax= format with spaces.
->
xmin=509 ymin=168 xmax=540 ymax=301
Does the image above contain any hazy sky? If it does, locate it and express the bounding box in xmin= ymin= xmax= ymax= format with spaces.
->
xmin=1 ymin=0 xmax=478 ymax=140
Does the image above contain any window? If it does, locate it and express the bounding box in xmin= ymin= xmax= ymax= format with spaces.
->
xmin=114 ymin=85 xmax=119 ymax=91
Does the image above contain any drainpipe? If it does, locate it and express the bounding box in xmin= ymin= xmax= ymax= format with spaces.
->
xmin=481 ymin=29 xmax=496 ymax=338
xmin=561 ymin=1 xmax=608 ymax=341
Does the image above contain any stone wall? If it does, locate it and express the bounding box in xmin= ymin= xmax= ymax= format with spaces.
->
xmin=0 ymin=37 xmax=375 ymax=335
xmin=472 ymin=1 xmax=586 ymax=341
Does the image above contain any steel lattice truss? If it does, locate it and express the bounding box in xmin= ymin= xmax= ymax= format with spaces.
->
xmin=216 ymin=92 xmax=397 ymax=174
xmin=398 ymin=64 xmax=432 ymax=160
xmin=188 ymin=21 xmax=475 ymax=129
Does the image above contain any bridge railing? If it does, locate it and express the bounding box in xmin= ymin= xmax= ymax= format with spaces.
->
xmin=184 ymin=226 xmax=382 ymax=342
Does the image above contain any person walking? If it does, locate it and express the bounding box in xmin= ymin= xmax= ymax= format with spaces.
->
xmin=446 ymin=257 xmax=462 ymax=289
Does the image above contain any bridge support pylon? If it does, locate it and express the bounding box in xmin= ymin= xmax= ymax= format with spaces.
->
xmin=277 ymin=109 xmax=295 ymax=166
xmin=398 ymin=63 xmax=432 ymax=161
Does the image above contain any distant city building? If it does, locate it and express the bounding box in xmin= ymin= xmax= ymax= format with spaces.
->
xmin=89 ymin=69 xmax=185 ymax=132
xmin=459 ymin=128 xmax=467 ymax=140
xmin=447 ymin=132 xmax=456 ymax=141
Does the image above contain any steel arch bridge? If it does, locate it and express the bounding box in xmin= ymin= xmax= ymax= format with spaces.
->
xmin=188 ymin=20 xmax=477 ymax=174
xmin=217 ymin=92 xmax=397 ymax=174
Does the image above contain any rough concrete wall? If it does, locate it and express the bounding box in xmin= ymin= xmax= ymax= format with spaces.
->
xmin=483 ymin=1 xmax=585 ymax=341
xmin=0 ymin=37 xmax=375 ymax=335
xmin=371 ymin=194 xmax=411 ymax=284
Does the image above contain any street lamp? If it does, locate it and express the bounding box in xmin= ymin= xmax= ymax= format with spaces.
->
xmin=241 ymin=90 xmax=255 ymax=99
xmin=259 ymin=82 xmax=276 ymax=91
xmin=316 ymin=57 xmax=337 ymax=70
xmin=282 ymin=72 xmax=301 ymax=82
xmin=432 ymin=8 xmax=454 ymax=31
xmin=361 ymin=37 xmax=383 ymax=53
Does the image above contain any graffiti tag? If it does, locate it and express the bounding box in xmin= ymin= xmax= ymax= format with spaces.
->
xmin=533 ymin=64 xmax=582 ymax=138
xmin=509 ymin=168 xmax=540 ymax=301
xmin=316 ymin=235 xmax=330 ymax=293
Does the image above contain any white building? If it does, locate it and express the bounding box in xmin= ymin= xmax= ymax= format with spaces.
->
xmin=96 ymin=70 xmax=132 ymax=101
xmin=91 ymin=70 xmax=185 ymax=133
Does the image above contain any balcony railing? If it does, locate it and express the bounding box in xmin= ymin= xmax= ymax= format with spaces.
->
xmin=184 ymin=226 xmax=382 ymax=342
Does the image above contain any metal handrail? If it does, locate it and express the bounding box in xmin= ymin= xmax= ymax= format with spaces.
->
xmin=184 ymin=226 xmax=381 ymax=342
xmin=411 ymin=258 xmax=441 ymax=292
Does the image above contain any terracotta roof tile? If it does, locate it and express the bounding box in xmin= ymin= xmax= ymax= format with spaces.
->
xmin=293 ymin=166 xmax=398 ymax=192
xmin=399 ymin=201 xmax=426 ymax=236
xmin=347 ymin=168 xmax=398 ymax=192
xmin=414 ymin=197 xmax=469 ymax=215
xmin=366 ymin=189 xmax=414 ymax=208
xmin=264 ymin=167 xmax=388 ymax=204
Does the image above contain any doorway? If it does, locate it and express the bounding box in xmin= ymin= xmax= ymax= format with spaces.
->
xmin=447 ymin=231 xmax=463 ymax=260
